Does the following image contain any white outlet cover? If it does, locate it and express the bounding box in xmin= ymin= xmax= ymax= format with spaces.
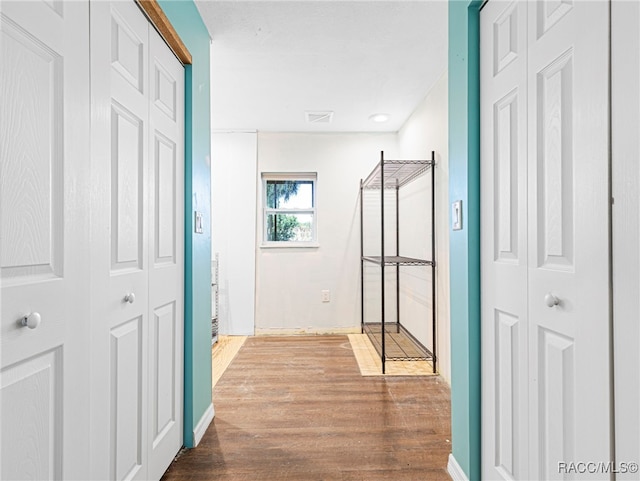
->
xmin=194 ymin=211 xmax=204 ymax=234
xmin=452 ymin=200 xmax=462 ymax=231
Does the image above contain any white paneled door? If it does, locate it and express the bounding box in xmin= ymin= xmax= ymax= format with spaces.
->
xmin=0 ymin=2 xmax=91 ymax=479
xmin=480 ymin=2 xmax=529 ymax=478
xmin=147 ymin=19 xmax=185 ymax=481
xmin=90 ymin=2 xmax=184 ymax=480
xmin=481 ymin=1 xmax=611 ymax=479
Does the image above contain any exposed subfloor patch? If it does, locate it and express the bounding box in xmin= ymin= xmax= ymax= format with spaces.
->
xmin=212 ymin=335 xmax=247 ymax=387
xmin=348 ymin=333 xmax=437 ymax=376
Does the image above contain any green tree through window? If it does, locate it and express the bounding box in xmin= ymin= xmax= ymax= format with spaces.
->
xmin=263 ymin=176 xmax=316 ymax=244
xmin=266 ymin=181 xmax=300 ymax=241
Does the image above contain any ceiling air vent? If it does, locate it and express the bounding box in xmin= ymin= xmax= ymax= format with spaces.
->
xmin=305 ymin=111 xmax=334 ymax=124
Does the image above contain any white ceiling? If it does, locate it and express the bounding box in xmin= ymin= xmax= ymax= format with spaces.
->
xmin=194 ymin=1 xmax=448 ymax=133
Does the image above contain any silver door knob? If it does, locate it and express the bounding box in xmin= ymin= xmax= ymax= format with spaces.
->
xmin=21 ymin=312 xmax=41 ymax=329
xmin=544 ymin=293 xmax=560 ymax=308
xmin=124 ymin=293 xmax=136 ymax=304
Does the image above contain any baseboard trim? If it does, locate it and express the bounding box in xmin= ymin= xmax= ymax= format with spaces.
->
xmin=254 ymin=327 xmax=361 ymax=336
xmin=193 ymin=403 xmax=214 ymax=447
xmin=448 ymin=453 xmax=469 ymax=481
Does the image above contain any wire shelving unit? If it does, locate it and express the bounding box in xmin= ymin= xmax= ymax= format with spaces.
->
xmin=360 ymin=151 xmax=437 ymax=374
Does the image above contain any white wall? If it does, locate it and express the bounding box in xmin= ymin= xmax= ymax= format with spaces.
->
xmin=211 ymin=132 xmax=257 ymax=335
xmin=612 ymin=4 xmax=640 ymax=475
xmin=210 ymin=76 xmax=450 ymax=384
xmin=361 ymin=188 xmax=399 ymax=327
xmin=397 ymin=71 xmax=450 ymax=384
xmin=255 ymin=133 xmax=397 ymax=334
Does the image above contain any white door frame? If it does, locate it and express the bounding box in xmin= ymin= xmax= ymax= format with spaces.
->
xmin=612 ymin=2 xmax=640 ymax=478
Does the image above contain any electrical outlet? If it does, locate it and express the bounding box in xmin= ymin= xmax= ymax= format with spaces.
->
xmin=321 ymin=290 xmax=330 ymax=303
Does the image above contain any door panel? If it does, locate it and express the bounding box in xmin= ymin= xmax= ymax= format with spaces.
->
xmin=147 ymin=24 xmax=184 ymax=481
xmin=492 ymin=1 xmax=519 ymax=76
xmin=107 ymin=4 xmax=150 ymax=479
xmin=154 ymin=133 xmax=177 ymax=264
xmin=1 ymin=2 xmax=90 ymax=479
xmin=493 ymin=89 xmax=520 ymax=263
xmin=527 ymin=1 xmax=610 ymax=476
xmin=0 ymin=17 xmax=63 ymax=281
xmin=481 ymin=2 xmax=529 ymax=479
xmin=151 ymin=302 xmax=177 ymax=443
xmin=536 ymin=0 xmax=572 ymax=39
xmin=528 ymin=40 xmax=578 ymax=480
xmin=111 ymin=9 xmax=145 ymax=93
xmin=534 ymin=49 xmax=573 ymax=270
xmin=536 ymin=327 xmax=575 ymax=480
xmin=1 ymin=348 xmax=62 ymax=480
xmin=111 ymin=316 xmax=145 ymax=481
xmin=493 ymin=309 xmax=522 ymax=479
xmin=90 ymin=2 xmax=150 ymax=480
xmin=111 ymin=103 xmax=145 ymax=270
xmin=90 ymin=2 xmax=184 ymax=480
xmin=481 ymin=1 xmax=611 ymax=479
xmin=153 ymin=61 xmax=178 ymax=121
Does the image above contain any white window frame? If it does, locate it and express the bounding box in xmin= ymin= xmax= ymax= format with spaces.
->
xmin=261 ymin=172 xmax=318 ymax=248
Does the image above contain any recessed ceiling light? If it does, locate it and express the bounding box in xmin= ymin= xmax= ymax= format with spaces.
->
xmin=369 ymin=113 xmax=390 ymax=123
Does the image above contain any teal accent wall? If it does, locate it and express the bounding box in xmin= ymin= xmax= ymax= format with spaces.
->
xmin=449 ymin=1 xmax=481 ymax=479
xmin=158 ymin=0 xmax=213 ymax=448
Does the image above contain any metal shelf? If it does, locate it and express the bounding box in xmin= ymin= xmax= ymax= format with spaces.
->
xmin=359 ymin=151 xmax=437 ymax=374
xmin=362 ymin=255 xmax=433 ymax=267
xmin=211 ymin=254 xmax=219 ymax=346
xmin=362 ymin=159 xmax=433 ymax=190
xmin=363 ymin=323 xmax=434 ymax=362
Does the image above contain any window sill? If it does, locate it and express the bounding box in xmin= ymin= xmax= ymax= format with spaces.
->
xmin=260 ymin=242 xmax=320 ymax=249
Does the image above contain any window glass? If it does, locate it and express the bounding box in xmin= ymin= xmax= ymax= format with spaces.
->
xmin=266 ymin=180 xmax=314 ymax=209
xmin=262 ymin=175 xmax=317 ymax=245
xmin=266 ymin=213 xmax=313 ymax=242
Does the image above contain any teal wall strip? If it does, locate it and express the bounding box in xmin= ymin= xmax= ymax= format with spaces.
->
xmin=157 ymin=0 xmax=213 ymax=448
xmin=448 ymin=1 xmax=482 ymax=479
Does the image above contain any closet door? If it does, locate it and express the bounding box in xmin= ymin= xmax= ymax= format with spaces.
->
xmin=480 ymin=2 xmax=529 ymax=479
xmin=90 ymin=2 xmax=184 ymax=480
xmin=90 ymin=2 xmax=151 ymax=479
xmin=147 ymin=22 xmax=185 ymax=481
xmin=481 ymin=1 xmax=611 ymax=479
xmin=525 ymin=2 xmax=610 ymax=478
xmin=0 ymin=2 xmax=91 ymax=479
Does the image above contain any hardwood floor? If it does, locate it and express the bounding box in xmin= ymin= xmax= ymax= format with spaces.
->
xmin=162 ymin=336 xmax=452 ymax=481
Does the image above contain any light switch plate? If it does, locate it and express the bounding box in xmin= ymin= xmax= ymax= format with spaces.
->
xmin=452 ymin=200 xmax=462 ymax=231
xmin=194 ymin=211 xmax=204 ymax=234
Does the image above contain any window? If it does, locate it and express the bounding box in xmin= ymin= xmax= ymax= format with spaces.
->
xmin=262 ymin=173 xmax=317 ymax=246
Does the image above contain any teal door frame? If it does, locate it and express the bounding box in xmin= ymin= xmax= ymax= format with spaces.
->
xmin=449 ymin=1 xmax=483 ymax=480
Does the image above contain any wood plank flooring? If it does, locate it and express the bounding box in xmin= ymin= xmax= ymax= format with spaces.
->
xmin=162 ymin=336 xmax=452 ymax=481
